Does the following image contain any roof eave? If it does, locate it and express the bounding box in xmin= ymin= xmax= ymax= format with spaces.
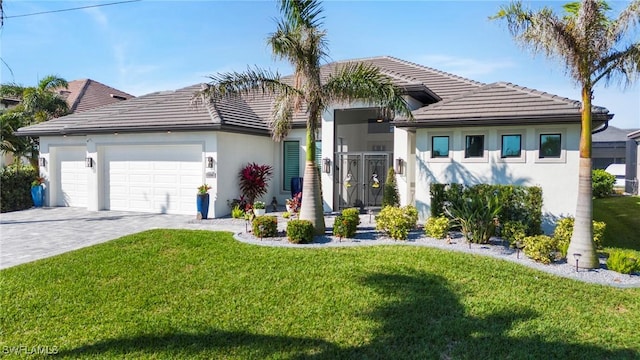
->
xmin=393 ymin=113 xmax=613 ymax=128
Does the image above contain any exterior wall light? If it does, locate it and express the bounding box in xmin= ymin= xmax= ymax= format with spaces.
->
xmin=39 ymin=157 xmax=46 ymax=167
xmin=85 ymin=157 xmax=93 ymax=168
xmin=395 ymin=158 xmax=404 ymax=175
xmin=323 ymin=158 xmax=331 ymax=174
xmin=206 ymin=156 xmax=215 ymax=169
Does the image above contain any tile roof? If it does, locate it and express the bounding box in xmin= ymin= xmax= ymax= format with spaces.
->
xmin=16 ymin=56 xmax=612 ymax=136
xmin=57 ymin=79 xmax=134 ymax=113
xmin=628 ymin=129 xmax=640 ymax=139
xmin=395 ymin=82 xmax=612 ymax=127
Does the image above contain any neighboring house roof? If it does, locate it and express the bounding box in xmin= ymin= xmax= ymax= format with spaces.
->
xmin=593 ymin=126 xmax=640 ymax=142
xmin=57 ymin=79 xmax=134 ymax=113
xmin=629 ymin=129 xmax=640 ymax=140
xmin=16 ymin=56 xmax=612 ymax=137
xmin=395 ymin=82 xmax=612 ymax=127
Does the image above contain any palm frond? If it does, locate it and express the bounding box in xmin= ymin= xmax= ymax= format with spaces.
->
xmin=321 ymin=62 xmax=413 ymax=120
xmin=270 ymin=92 xmax=296 ymax=141
xmin=0 ymin=83 xmax=25 ymax=98
xmin=38 ymin=75 xmax=68 ymax=91
xmin=193 ymin=67 xmax=302 ymax=105
xmin=594 ymin=43 xmax=640 ymax=86
xmin=279 ymin=0 xmax=324 ymax=29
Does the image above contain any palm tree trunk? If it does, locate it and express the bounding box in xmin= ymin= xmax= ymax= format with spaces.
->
xmin=298 ymin=109 xmax=326 ymax=235
xmin=566 ymin=86 xmax=597 ymax=269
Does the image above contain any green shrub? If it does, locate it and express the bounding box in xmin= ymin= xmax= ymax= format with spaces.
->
xmin=282 ymin=211 xmax=290 ymax=219
xmin=333 ymin=215 xmax=349 ymax=239
xmin=231 ymin=205 xmax=245 ymax=219
xmin=500 ymin=221 xmax=527 ymax=246
xmin=332 ymin=208 xmax=361 ymax=239
xmin=592 ymin=169 xmax=615 ymax=198
xmin=424 ymin=216 xmax=449 ymax=239
xmin=430 ymin=183 xmax=542 ymax=235
xmin=382 ymin=167 xmax=400 ymax=207
xmin=523 ymin=235 xmax=559 ymax=264
xmin=554 ymin=217 xmax=607 ymax=258
xmin=606 ymin=249 xmax=640 ymax=274
xmin=286 ymin=220 xmax=314 ymax=244
xmin=252 ymin=216 xmax=277 ymax=238
xmin=1 ymin=165 xmax=38 ymax=213
xmin=445 ymin=191 xmax=501 ymax=244
xmin=375 ymin=205 xmax=418 ymax=240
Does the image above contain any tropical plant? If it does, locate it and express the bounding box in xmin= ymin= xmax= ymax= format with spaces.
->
xmin=194 ymin=0 xmax=413 ymax=234
xmin=554 ymin=217 xmax=606 ymax=258
xmin=375 ymin=205 xmax=418 ymax=241
xmin=253 ymin=201 xmax=266 ymax=210
xmin=197 ymin=184 xmax=212 ymax=195
xmin=606 ymin=249 xmax=640 ymax=274
xmin=231 ymin=205 xmax=245 ymax=219
xmin=445 ymin=191 xmax=502 ymax=244
xmin=492 ymin=0 xmax=640 ymax=268
xmin=0 ymin=75 xmax=70 ymax=170
xmin=238 ymin=163 xmax=273 ymax=205
xmin=382 ymin=167 xmax=400 ymax=207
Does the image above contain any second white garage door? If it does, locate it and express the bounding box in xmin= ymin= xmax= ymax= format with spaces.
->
xmin=104 ymin=145 xmax=203 ymax=215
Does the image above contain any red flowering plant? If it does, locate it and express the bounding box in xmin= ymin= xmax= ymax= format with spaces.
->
xmin=238 ymin=163 xmax=273 ymax=205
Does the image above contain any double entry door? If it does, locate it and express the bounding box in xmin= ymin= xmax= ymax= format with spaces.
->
xmin=335 ymin=152 xmax=390 ymax=211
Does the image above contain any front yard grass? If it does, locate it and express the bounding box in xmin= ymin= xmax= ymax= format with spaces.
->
xmin=594 ymin=195 xmax=640 ymax=251
xmin=1 ymin=229 xmax=639 ymax=359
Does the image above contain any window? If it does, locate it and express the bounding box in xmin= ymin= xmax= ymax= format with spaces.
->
xmin=539 ymin=134 xmax=561 ymax=158
xmin=283 ymin=141 xmax=299 ymax=191
xmin=465 ymin=135 xmax=484 ymax=158
xmin=501 ymin=134 xmax=522 ymax=158
xmin=431 ymin=136 xmax=449 ymax=158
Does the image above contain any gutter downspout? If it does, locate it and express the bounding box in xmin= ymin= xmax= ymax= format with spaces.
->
xmin=591 ymin=120 xmax=609 ymax=134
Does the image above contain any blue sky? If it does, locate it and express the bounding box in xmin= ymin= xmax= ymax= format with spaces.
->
xmin=2 ymin=0 xmax=638 ymax=129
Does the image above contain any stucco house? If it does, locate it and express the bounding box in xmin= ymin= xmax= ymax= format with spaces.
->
xmin=16 ymin=56 xmax=612 ymax=231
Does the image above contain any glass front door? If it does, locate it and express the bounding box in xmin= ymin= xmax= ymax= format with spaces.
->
xmin=336 ymin=152 xmax=390 ymax=211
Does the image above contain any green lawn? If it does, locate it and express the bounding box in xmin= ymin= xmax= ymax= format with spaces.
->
xmin=594 ymin=195 xmax=640 ymax=251
xmin=1 ymin=230 xmax=639 ymax=359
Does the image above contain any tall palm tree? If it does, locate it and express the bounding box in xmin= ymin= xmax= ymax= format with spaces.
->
xmin=0 ymin=75 xmax=69 ymax=168
xmin=196 ymin=0 xmax=413 ymax=234
xmin=493 ymin=0 xmax=640 ymax=268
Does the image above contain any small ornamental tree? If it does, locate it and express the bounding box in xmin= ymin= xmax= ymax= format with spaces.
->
xmin=238 ymin=163 xmax=273 ymax=204
xmin=382 ymin=167 xmax=400 ymax=207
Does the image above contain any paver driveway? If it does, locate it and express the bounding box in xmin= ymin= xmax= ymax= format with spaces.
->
xmin=0 ymin=207 xmax=241 ymax=270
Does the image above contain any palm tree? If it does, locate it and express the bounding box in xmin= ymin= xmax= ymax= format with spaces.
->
xmin=195 ymin=0 xmax=413 ymax=234
xmin=492 ymin=0 xmax=640 ymax=268
xmin=0 ymin=75 xmax=69 ymax=168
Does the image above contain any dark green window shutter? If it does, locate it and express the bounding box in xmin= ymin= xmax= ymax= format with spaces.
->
xmin=283 ymin=141 xmax=300 ymax=191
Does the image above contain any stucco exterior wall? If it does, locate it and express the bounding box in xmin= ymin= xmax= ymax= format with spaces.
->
xmin=414 ymin=124 xmax=581 ymax=233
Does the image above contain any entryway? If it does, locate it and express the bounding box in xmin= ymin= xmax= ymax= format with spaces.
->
xmin=335 ymin=152 xmax=391 ymax=211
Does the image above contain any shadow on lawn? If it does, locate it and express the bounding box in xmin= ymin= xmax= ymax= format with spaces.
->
xmin=56 ymin=271 xmax=637 ymax=359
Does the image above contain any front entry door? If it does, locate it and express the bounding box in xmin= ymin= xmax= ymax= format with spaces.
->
xmin=336 ymin=152 xmax=390 ymax=211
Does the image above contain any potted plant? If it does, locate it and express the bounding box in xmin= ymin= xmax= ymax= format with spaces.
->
xmin=197 ymin=184 xmax=212 ymax=219
xmin=253 ymin=200 xmax=266 ymax=216
xmin=31 ymin=176 xmax=45 ymax=208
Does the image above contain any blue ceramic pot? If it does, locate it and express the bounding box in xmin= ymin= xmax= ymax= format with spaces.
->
xmin=197 ymin=193 xmax=210 ymax=219
xmin=31 ymin=185 xmax=44 ymax=207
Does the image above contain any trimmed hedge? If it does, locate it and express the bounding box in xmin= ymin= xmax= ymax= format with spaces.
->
xmin=430 ymin=183 xmax=542 ymax=236
xmin=1 ymin=165 xmax=38 ymax=212
xmin=252 ymin=216 xmax=278 ymax=238
xmin=286 ymin=219 xmax=314 ymax=244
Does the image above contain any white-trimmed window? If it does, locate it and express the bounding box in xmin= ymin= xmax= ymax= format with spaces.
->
xmin=431 ymin=136 xmax=450 ymax=158
xmin=536 ymin=129 xmax=566 ymax=163
xmin=462 ymin=131 xmax=488 ymax=163
xmin=497 ymin=132 xmax=526 ymax=163
xmin=465 ymin=135 xmax=485 ymax=158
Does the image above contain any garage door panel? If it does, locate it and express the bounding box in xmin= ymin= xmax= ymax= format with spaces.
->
xmin=55 ymin=146 xmax=88 ymax=207
xmin=104 ymin=144 xmax=203 ymax=215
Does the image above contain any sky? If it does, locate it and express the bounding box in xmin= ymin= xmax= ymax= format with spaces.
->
xmin=1 ymin=0 xmax=639 ymax=129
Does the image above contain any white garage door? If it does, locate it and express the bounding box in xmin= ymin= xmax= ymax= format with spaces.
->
xmin=104 ymin=145 xmax=202 ymax=215
xmin=55 ymin=146 xmax=88 ymax=207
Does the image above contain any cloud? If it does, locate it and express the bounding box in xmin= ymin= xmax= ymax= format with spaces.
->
xmin=411 ymin=54 xmax=516 ymax=79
